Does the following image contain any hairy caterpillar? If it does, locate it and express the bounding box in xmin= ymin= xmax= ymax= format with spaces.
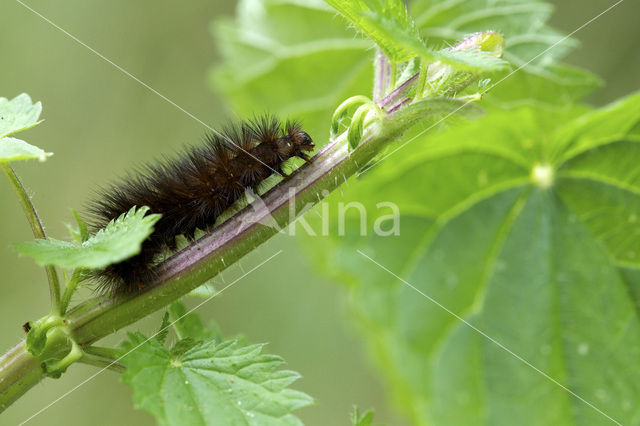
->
xmin=88 ymin=116 xmax=314 ymax=294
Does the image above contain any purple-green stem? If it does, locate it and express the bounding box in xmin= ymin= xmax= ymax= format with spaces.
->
xmin=0 ymin=109 xmax=411 ymax=412
xmin=0 ymin=31 xmax=502 ymax=412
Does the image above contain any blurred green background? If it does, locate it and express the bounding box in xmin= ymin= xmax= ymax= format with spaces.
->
xmin=1 ymin=1 xmax=638 ymax=425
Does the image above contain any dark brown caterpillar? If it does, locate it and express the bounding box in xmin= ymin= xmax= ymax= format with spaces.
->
xmin=88 ymin=116 xmax=314 ymax=294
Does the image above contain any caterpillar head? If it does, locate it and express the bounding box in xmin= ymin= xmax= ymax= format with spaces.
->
xmin=293 ymin=130 xmax=314 ymax=152
xmin=280 ymin=125 xmax=314 ymax=161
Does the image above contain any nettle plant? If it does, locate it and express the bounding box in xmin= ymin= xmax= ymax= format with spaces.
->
xmin=2 ymin=0 xmax=640 ymax=425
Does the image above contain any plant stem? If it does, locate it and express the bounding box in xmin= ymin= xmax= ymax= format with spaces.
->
xmin=373 ymin=49 xmax=390 ymax=103
xmin=0 ymin=343 xmax=42 ymax=412
xmin=78 ymin=352 xmax=125 ymax=374
xmin=66 ymin=123 xmax=401 ymax=346
xmin=0 ymin=107 xmax=419 ymax=412
xmin=60 ymin=270 xmax=84 ymax=315
xmin=0 ymin=91 xmax=482 ymax=412
xmin=0 ymin=336 xmax=68 ymax=412
xmin=82 ymin=345 xmax=122 ymax=360
xmin=1 ymin=164 xmax=62 ymax=315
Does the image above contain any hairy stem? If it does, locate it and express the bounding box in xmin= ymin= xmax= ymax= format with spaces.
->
xmin=373 ymin=49 xmax=390 ymax=103
xmin=66 ymin=119 xmax=407 ymax=346
xmin=0 ymin=110 xmax=414 ymax=412
xmin=1 ymin=164 xmax=61 ymax=315
xmin=0 ymin=30 xmax=504 ymax=414
xmin=0 ymin=53 xmax=490 ymax=409
xmin=0 ymin=334 xmax=69 ymax=411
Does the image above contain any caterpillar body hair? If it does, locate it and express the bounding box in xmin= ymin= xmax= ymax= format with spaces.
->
xmin=88 ymin=116 xmax=314 ymax=294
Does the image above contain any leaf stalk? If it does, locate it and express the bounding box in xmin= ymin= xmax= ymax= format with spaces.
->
xmin=1 ymin=163 xmax=62 ymax=315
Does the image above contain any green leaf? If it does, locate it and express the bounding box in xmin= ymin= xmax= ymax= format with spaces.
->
xmin=552 ymin=93 xmax=640 ymax=269
xmin=0 ymin=94 xmax=52 ymax=165
xmin=24 ymin=316 xmax=65 ymax=357
xmin=213 ymin=0 xmax=597 ymax=144
xmin=211 ymin=0 xmax=373 ymax=147
xmin=552 ymin=91 xmax=640 ymax=163
xmin=0 ymin=137 xmax=52 ymax=163
xmin=0 ymin=93 xmax=43 ymax=138
xmin=486 ymin=63 xmax=601 ymax=108
xmin=355 ymin=9 xmax=506 ymax=72
xmin=169 ymin=337 xmax=200 ymax=357
xmin=72 ymin=209 xmax=90 ymax=243
xmin=156 ymin=312 xmax=171 ymax=345
xmin=301 ymin=98 xmax=640 ymax=424
xmin=121 ymin=332 xmax=313 ymax=426
xmin=13 ymin=206 xmax=161 ymax=269
xmin=213 ymin=3 xmax=633 ymax=422
xmin=410 ymin=0 xmax=600 ymax=105
xmin=428 ymin=45 xmax=507 ymax=72
xmin=326 ymin=0 xmax=423 ymax=62
xmin=351 ymin=406 xmax=375 ymax=426
xmin=25 ymin=325 xmax=49 ymax=357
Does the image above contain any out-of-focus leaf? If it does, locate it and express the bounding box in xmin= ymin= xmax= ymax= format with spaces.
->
xmin=155 ymin=312 xmax=171 ymax=345
xmin=300 ymin=95 xmax=640 ymax=424
xmin=0 ymin=93 xmax=42 ymax=138
xmin=213 ymin=0 xmax=598 ymax=150
xmin=0 ymin=137 xmax=52 ymax=163
xmin=212 ymin=0 xmax=373 ymax=146
xmin=351 ymin=406 xmax=375 ymax=426
xmin=552 ymin=91 xmax=640 ymax=161
xmin=212 ymin=2 xmax=633 ymax=424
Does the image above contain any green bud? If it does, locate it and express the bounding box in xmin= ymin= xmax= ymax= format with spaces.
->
xmin=424 ymin=31 xmax=506 ymax=97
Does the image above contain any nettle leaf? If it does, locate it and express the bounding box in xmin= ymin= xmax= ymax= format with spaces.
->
xmin=553 ymin=91 xmax=640 ymax=161
xmin=72 ymin=209 xmax=91 ymax=243
xmin=410 ymin=0 xmax=600 ymax=105
xmin=213 ymin=0 xmax=596 ymax=144
xmin=156 ymin=312 xmax=171 ymax=345
xmin=213 ymin=2 xmax=633 ymax=424
xmin=339 ymin=3 xmax=507 ymax=73
xmin=0 ymin=94 xmax=52 ymax=163
xmin=0 ymin=93 xmax=43 ymax=138
xmin=430 ymin=47 xmax=507 ymax=73
xmin=301 ymin=94 xmax=640 ymax=424
xmin=120 ymin=330 xmax=313 ymax=426
xmin=554 ymin=92 xmax=640 ymax=269
xmin=326 ymin=0 xmax=421 ymax=62
xmin=13 ymin=206 xmax=160 ymax=269
xmin=0 ymin=136 xmax=52 ymax=163
xmin=211 ymin=0 xmax=373 ymax=146
xmin=351 ymin=406 xmax=375 ymax=426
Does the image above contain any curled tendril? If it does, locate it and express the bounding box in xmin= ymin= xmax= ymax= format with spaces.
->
xmin=331 ymin=96 xmax=385 ymax=150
